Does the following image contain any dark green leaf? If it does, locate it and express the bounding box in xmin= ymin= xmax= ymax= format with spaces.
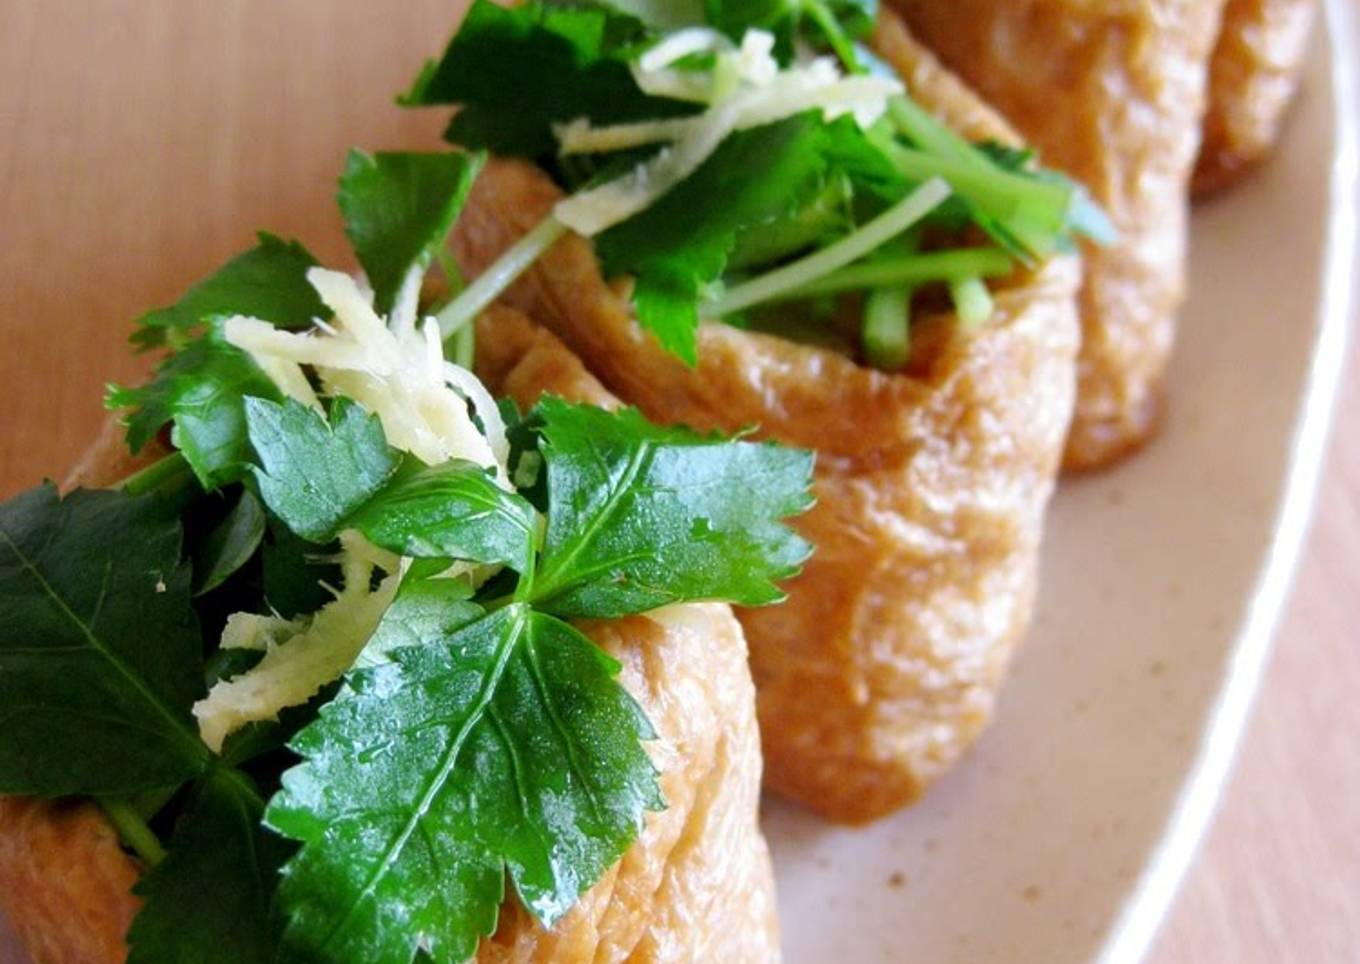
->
xmin=347 ymin=462 xmax=538 ymax=574
xmin=247 ymin=397 xmax=537 ymax=572
xmin=0 ymin=484 xmax=210 ymax=795
xmin=261 ymin=520 xmax=340 ymax=619
xmin=338 ymin=150 xmax=484 ymax=314
xmin=401 ymin=0 xmax=693 ymax=160
xmin=128 ymin=768 xmax=289 ymax=964
xmin=266 ymin=604 xmax=659 ymax=964
xmin=107 ymin=324 xmax=284 ymax=490
xmin=595 ymin=114 xmax=896 ymax=361
xmin=529 ymin=399 xmax=814 ymax=617
xmin=191 ymin=489 xmax=266 ymax=596
xmin=130 ymin=233 xmax=324 ymax=351
xmin=245 ymin=397 xmax=400 ymax=543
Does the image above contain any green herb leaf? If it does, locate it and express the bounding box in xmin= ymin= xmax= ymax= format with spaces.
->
xmin=402 ymin=0 xmax=693 ymax=160
xmin=261 ymin=520 xmax=341 ymax=619
xmin=355 ymin=575 xmax=484 ymax=669
xmin=347 ymin=463 xmax=537 ymax=574
xmin=266 ymin=603 xmax=660 ymax=964
xmin=0 ymin=484 xmax=210 ymax=795
xmin=247 ymin=398 xmax=537 ymax=572
xmin=595 ymin=113 xmax=895 ymax=362
xmin=127 ymin=768 xmax=290 ymax=964
xmin=529 ymin=399 xmax=814 ymax=617
xmin=245 ymin=397 xmax=400 ymax=542
xmin=191 ymin=488 xmax=267 ymax=596
xmin=107 ymin=324 xmax=284 ymax=490
xmin=130 ymin=233 xmax=324 ymax=351
xmin=338 ymin=150 xmax=484 ymax=315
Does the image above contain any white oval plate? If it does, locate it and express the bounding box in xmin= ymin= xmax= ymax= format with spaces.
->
xmin=768 ymin=2 xmax=1357 ymax=962
xmin=1 ymin=4 xmax=1354 ymax=963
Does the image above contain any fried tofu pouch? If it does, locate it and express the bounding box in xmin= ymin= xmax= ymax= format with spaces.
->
xmin=1194 ymin=0 xmax=1317 ymax=195
xmin=0 ymin=309 xmax=779 ymax=964
xmin=452 ymin=14 xmax=1081 ymax=824
xmin=891 ymin=0 xmax=1226 ymax=469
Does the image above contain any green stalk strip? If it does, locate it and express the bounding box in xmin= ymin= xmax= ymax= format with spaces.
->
xmin=861 ymin=286 xmax=912 ymax=370
xmin=121 ymin=452 xmax=193 ymax=498
xmin=706 ymin=178 xmax=951 ymax=317
xmin=435 ymin=215 xmax=567 ymax=339
xmin=99 ymin=797 xmax=167 ymax=866
xmin=949 ymin=275 xmax=995 ymax=327
xmin=874 ymin=137 xmax=1070 ymax=233
xmin=781 ymin=247 xmax=1014 ymax=300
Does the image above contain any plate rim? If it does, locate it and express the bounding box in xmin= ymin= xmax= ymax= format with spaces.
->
xmin=1095 ymin=4 xmax=1360 ymax=962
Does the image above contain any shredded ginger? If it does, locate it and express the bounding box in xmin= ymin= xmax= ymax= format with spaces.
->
xmin=224 ymin=266 xmax=510 ymax=484
xmin=198 ymin=268 xmax=519 ymax=750
xmin=552 ymin=29 xmax=902 ymax=237
xmin=193 ymin=534 xmax=402 ymax=753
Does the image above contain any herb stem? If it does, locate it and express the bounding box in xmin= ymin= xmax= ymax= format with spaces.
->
xmin=778 ymin=247 xmax=1014 ymax=301
xmin=435 ymin=246 xmax=466 ymax=296
xmin=120 ymin=452 xmax=193 ymax=498
xmin=949 ymin=275 xmax=995 ymax=327
xmin=706 ymin=177 xmax=951 ymax=318
xmin=802 ymin=0 xmax=862 ymax=73
xmin=873 ymin=134 xmax=1070 ymax=231
xmin=451 ymin=322 xmax=476 ymax=370
xmin=862 ymin=286 xmax=912 ymax=370
xmin=99 ymin=797 xmax=167 ymax=866
xmin=435 ymin=215 xmax=566 ymax=339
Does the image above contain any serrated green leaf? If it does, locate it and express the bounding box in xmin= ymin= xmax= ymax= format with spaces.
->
xmin=245 ymin=397 xmax=400 ymax=543
xmin=107 ymin=324 xmax=284 ymax=490
xmin=0 ymin=484 xmax=210 ymax=795
xmin=355 ymin=576 xmax=483 ymax=669
xmin=528 ymin=399 xmax=814 ymax=617
xmin=127 ymin=768 xmax=289 ymax=964
xmin=266 ymin=603 xmax=660 ymax=964
xmin=131 ymin=233 xmax=324 ymax=351
xmin=594 ymin=114 xmax=892 ymax=359
xmin=338 ymin=150 xmax=484 ymax=315
xmin=246 ymin=397 xmax=537 ymax=572
xmin=401 ymin=0 xmax=693 ymax=160
xmin=347 ymin=462 xmax=537 ymax=574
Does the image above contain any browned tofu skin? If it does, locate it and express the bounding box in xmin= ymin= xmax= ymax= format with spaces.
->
xmin=0 ymin=798 xmax=141 ymax=964
xmin=891 ymin=0 xmax=1227 ymax=470
xmin=1195 ymin=0 xmax=1318 ymax=195
xmin=453 ymin=16 xmax=1080 ymax=824
xmin=0 ymin=312 xmax=779 ymax=963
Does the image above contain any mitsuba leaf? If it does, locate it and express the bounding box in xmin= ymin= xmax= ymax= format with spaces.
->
xmin=528 ymin=399 xmax=814 ymax=617
xmin=354 ymin=576 xmax=483 ymax=669
xmin=245 ymin=396 xmax=400 ymax=543
xmin=247 ymin=398 xmax=537 ymax=572
xmin=594 ymin=114 xmax=896 ymax=360
xmin=0 ymin=484 xmax=210 ymax=794
xmin=130 ymin=233 xmax=324 ymax=351
xmin=401 ymin=0 xmax=693 ymax=160
xmin=338 ymin=150 xmax=484 ymax=314
xmin=261 ymin=519 xmax=341 ymax=619
xmin=347 ymin=462 xmax=537 ymax=574
xmin=107 ymin=324 xmax=284 ymax=490
xmin=266 ymin=603 xmax=660 ymax=964
xmin=127 ymin=768 xmax=290 ymax=964
xmin=191 ymin=488 xmax=267 ymax=596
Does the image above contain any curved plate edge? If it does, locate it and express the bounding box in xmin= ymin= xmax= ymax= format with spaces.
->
xmin=1095 ymin=5 xmax=1360 ymax=962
